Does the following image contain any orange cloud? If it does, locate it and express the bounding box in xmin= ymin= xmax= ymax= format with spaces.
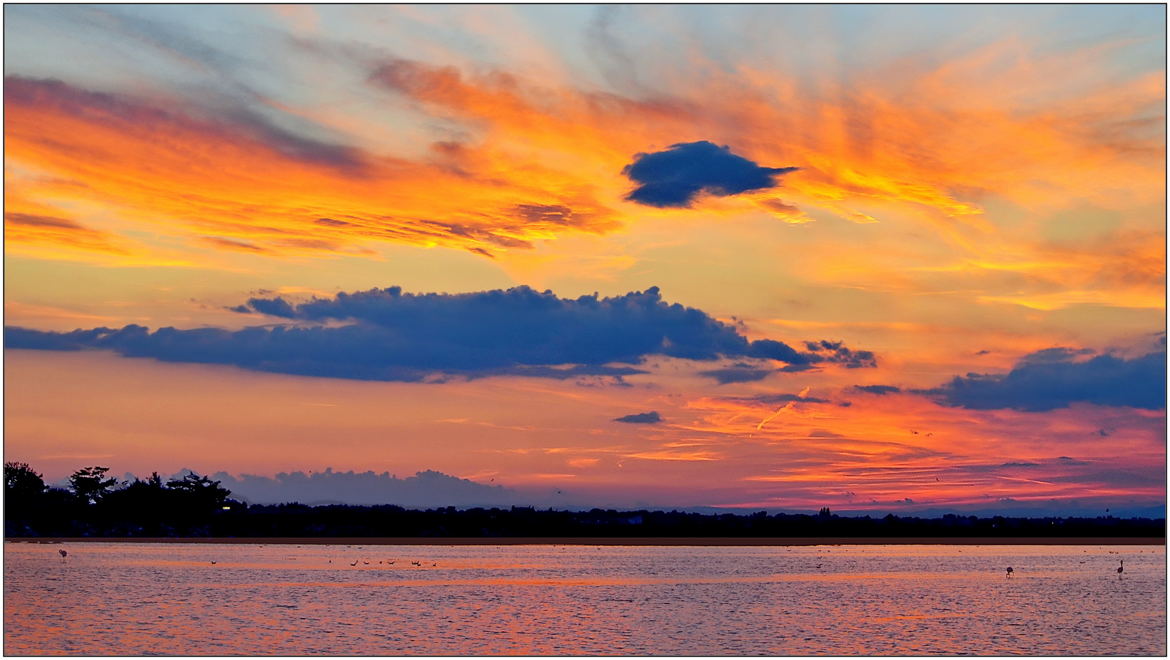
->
xmin=5 ymin=211 xmax=131 ymax=256
xmin=3 ymin=76 xmax=620 ymax=262
xmin=6 ymin=31 xmax=1162 ymax=272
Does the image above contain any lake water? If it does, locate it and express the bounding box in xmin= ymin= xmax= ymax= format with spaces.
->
xmin=4 ymin=542 xmax=1164 ymax=655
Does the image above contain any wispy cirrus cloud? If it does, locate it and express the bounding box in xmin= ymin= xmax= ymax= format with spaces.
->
xmin=5 ymin=211 xmax=132 ymax=256
xmin=3 ymin=75 xmax=620 ymax=261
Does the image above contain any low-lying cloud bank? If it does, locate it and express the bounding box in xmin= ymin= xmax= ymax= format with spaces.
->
xmin=5 ymin=285 xmax=874 ymax=383
xmin=201 ymin=468 xmax=516 ymax=507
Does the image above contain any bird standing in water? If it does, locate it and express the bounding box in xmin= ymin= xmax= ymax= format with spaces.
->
xmin=1006 ymin=566 xmax=1013 ymax=578
xmin=1118 ymin=560 xmax=1124 ymax=580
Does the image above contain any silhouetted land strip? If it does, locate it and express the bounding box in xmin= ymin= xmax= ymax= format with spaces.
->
xmin=8 ymin=499 xmax=1165 ymax=543
xmin=5 ymin=463 xmax=1164 ymax=541
xmin=8 ymin=536 xmax=1164 ymax=546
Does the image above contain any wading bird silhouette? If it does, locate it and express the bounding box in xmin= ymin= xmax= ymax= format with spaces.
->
xmin=58 ymin=549 xmax=68 ymax=562
xmin=1006 ymin=566 xmax=1014 ymax=578
xmin=1118 ymin=559 xmax=1124 ymax=580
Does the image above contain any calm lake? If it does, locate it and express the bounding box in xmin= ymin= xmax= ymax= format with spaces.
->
xmin=4 ymin=542 xmax=1164 ymax=655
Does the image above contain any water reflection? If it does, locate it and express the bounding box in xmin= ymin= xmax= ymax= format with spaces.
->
xmin=5 ymin=542 xmax=1165 ymax=655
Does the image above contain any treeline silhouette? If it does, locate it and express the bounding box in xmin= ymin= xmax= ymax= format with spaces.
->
xmin=5 ymin=463 xmax=1165 ymax=539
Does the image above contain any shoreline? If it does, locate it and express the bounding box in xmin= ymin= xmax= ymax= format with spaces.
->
xmin=6 ymin=536 xmax=1164 ymax=546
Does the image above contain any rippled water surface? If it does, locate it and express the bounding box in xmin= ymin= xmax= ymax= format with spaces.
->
xmin=5 ymin=542 xmax=1164 ymax=655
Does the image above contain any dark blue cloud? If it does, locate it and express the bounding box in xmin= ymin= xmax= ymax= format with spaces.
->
xmin=698 ymin=365 xmax=774 ymax=384
xmin=853 ymin=385 xmax=902 ymax=395
xmin=746 ymin=338 xmax=812 ymax=364
xmin=6 ymin=286 xmax=876 ymax=383
xmin=235 ymin=296 xmax=296 ymax=318
xmin=721 ymin=393 xmax=830 ymax=405
xmin=229 ymin=285 xmax=748 ymax=364
xmin=613 ymin=411 xmax=663 ymax=424
xmin=925 ymin=348 xmax=1166 ymax=411
xmin=699 ymin=340 xmax=876 ymax=384
xmin=802 ymin=340 xmax=877 ymax=369
xmin=622 ymin=141 xmax=798 ymax=207
xmin=4 ymin=326 xmax=117 ymax=351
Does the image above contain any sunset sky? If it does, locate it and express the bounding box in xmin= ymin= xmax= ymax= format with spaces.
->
xmin=4 ymin=4 xmax=1165 ymax=515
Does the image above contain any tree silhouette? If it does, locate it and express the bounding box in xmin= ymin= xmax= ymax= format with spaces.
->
xmin=5 ymin=462 xmax=45 ymax=498
xmin=98 ymin=473 xmax=170 ymax=535
xmin=167 ymin=473 xmax=232 ymax=511
xmin=69 ymin=466 xmax=118 ymax=504
xmin=5 ymin=462 xmax=48 ymax=526
xmin=104 ymin=473 xmax=166 ymax=504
